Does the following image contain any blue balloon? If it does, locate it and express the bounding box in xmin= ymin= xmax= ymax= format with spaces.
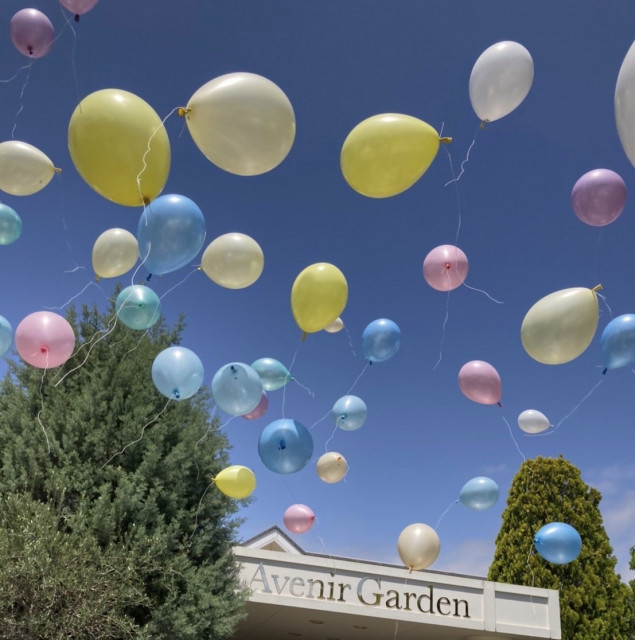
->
xmin=211 ymin=362 xmax=263 ymax=416
xmin=251 ymin=357 xmax=291 ymax=391
xmin=116 ymin=285 xmax=161 ymax=330
xmin=137 ymin=194 xmax=206 ymax=275
xmin=459 ymin=476 xmax=499 ymax=510
xmin=534 ymin=522 xmax=582 ymax=565
xmin=152 ymin=346 xmax=204 ymax=400
xmin=0 ymin=203 xmax=21 ymax=245
xmin=0 ymin=315 xmax=12 ymax=356
xmin=362 ymin=318 xmax=401 ymax=363
xmin=600 ymin=314 xmax=635 ymax=371
xmin=332 ymin=395 xmax=367 ymax=431
xmin=258 ymin=419 xmax=313 ymax=474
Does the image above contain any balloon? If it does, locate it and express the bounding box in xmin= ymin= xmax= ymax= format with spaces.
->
xmin=615 ymin=41 xmax=635 ymax=167
xmin=340 ymin=114 xmax=442 ymax=198
xmin=242 ymin=392 xmax=268 ymax=420
xmin=316 ymin=452 xmax=348 ymax=484
xmin=214 ymin=465 xmax=256 ymax=499
xmin=0 ymin=204 xmax=22 ymax=245
xmin=332 ymin=395 xmax=367 ymax=431
xmin=251 ymin=358 xmax=291 ymax=391
xmin=10 ymin=9 xmax=54 ymax=58
xmin=258 ymin=419 xmax=313 ymax=474
xmin=521 ymin=287 xmax=600 ymax=365
xmin=115 ymin=285 xmax=160 ymax=330
xmin=201 ymin=233 xmax=264 ymax=289
xmin=362 ymin=318 xmax=401 ymax=363
xmin=15 ymin=311 xmax=75 ymax=369
xmin=211 ymin=363 xmax=263 ymax=416
xmin=92 ymin=228 xmax=138 ymax=278
xmin=324 ymin=317 xmax=344 ymax=333
xmin=137 ymin=194 xmax=206 ymax=275
xmin=458 ymin=360 xmax=502 ymax=405
xmin=534 ymin=522 xmax=582 ymax=565
xmin=291 ymin=263 xmax=348 ymax=334
xmin=469 ymin=41 xmax=534 ymax=122
xmin=423 ymin=245 xmax=469 ymax=291
xmin=517 ymin=409 xmax=551 ymax=434
xmin=459 ymin=477 xmax=499 ymax=510
xmin=59 ymin=0 xmax=99 ymax=16
xmin=0 ymin=141 xmax=56 ymax=196
xmin=571 ymin=169 xmax=626 ymax=227
xmin=68 ymin=89 xmax=170 ymax=207
xmin=183 ymin=72 xmax=295 ymax=176
xmin=397 ymin=523 xmax=440 ymax=571
xmin=151 ymin=346 xmax=204 ymax=401
xmin=0 ymin=316 xmax=13 ymax=357
xmin=283 ymin=504 xmax=315 ymax=534
xmin=601 ymin=314 xmax=635 ymax=371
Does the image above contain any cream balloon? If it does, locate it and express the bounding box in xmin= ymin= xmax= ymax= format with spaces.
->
xmin=316 ymin=452 xmax=348 ymax=483
xmin=92 ymin=228 xmax=138 ymax=278
xmin=517 ymin=409 xmax=550 ymax=434
xmin=616 ymin=40 xmax=635 ymax=167
xmin=0 ymin=140 xmax=56 ymax=196
xmin=201 ymin=233 xmax=264 ymax=289
xmin=324 ymin=317 xmax=344 ymax=333
xmin=397 ymin=523 xmax=440 ymax=571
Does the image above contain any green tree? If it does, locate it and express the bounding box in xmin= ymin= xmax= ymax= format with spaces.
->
xmin=0 ymin=300 xmax=247 ymax=639
xmin=488 ymin=456 xmax=633 ymax=639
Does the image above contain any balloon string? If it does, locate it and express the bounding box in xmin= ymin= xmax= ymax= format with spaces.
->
xmin=190 ymin=480 xmax=213 ymax=542
xmin=44 ymin=280 xmax=103 ymax=311
xmin=440 ymin=134 xmax=463 ymax=246
xmin=323 ymin=423 xmax=339 ymax=453
xmin=282 ymin=346 xmax=301 ymax=420
xmin=551 ymin=378 xmax=604 ymax=433
xmin=595 ymin=291 xmax=613 ymax=319
xmin=193 ymin=407 xmax=221 ymax=481
xmin=435 ymin=499 xmax=459 ymax=531
xmin=461 ymin=280 xmax=504 ymax=304
xmin=444 ymin=123 xmax=481 ymax=187
xmin=10 ymin=59 xmax=33 ymax=139
xmin=36 ymin=354 xmax=52 ymax=454
xmin=344 ymin=326 xmax=357 ymax=357
xmin=0 ymin=62 xmax=32 ymax=85
xmin=501 ymin=415 xmax=526 ymax=460
xmin=159 ymin=265 xmax=201 ymax=301
xmin=433 ymin=287 xmax=452 ymax=371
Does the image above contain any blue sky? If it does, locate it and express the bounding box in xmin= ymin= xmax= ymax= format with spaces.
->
xmin=0 ymin=0 xmax=633 ymax=582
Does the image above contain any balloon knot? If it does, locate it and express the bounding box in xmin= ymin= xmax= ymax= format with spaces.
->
xmin=444 ymin=263 xmax=451 ymax=270
xmin=54 ymin=167 xmax=62 ymax=175
xmin=142 ymin=196 xmax=151 ymax=206
xmin=177 ymin=107 xmax=191 ymax=118
xmin=592 ymin=284 xmax=603 ymax=293
xmin=301 ymin=332 xmax=307 ymax=342
xmin=146 ymin=273 xmax=152 ymax=282
xmin=173 ymin=389 xmax=180 ymax=399
xmin=74 ymin=14 xmax=80 ymax=22
xmin=40 ymin=347 xmax=48 ymax=353
xmin=94 ymin=275 xmax=100 ymax=283
xmin=479 ymin=120 xmax=488 ymax=129
xmin=439 ymin=136 xmax=452 ymax=144
xmin=497 ymin=401 xmax=502 ymax=407
xmin=368 ymin=360 xmax=373 ymax=366
xmin=602 ymin=368 xmax=607 ymax=375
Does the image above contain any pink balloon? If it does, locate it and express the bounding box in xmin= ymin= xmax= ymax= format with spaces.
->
xmin=283 ymin=504 xmax=315 ymax=534
xmin=59 ymin=0 xmax=100 ymax=16
xmin=571 ymin=169 xmax=626 ymax=227
xmin=458 ymin=360 xmax=502 ymax=406
xmin=423 ymin=245 xmax=469 ymax=291
xmin=242 ymin=391 xmax=268 ymax=420
xmin=10 ymin=9 xmax=55 ymax=58
xmin=15 ymin=312 xmax=75 ymax=369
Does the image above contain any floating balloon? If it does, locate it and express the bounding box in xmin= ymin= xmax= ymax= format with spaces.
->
xmin=397 ymin=523 xmax=440 ymax=571
xmin=521 ymin=287 xmax=600 ymax=365
xmin=469 ymin=41 xmax=534 ymax=122
xmin=10 ymin=9 xmax=54 ymax=58
xmin=115 ymin=285 xmax=160 ymax=330
xmin=258 ymin=419 xmax=313 ymax=474
xmin=214 ymin=465 xmax=256 ymax=499
xmin=362 ymin=318 xmax=401 ymax=363
xmin=251 ymin=358 xmax=290 ymax=391
xmin=68 ymin=89 xmax=170 ymax=207
xmin=423 ymin=245 xmax=469 ymax=291
xmin=459 ymin=477 xmax=499 ymax=511
xmin=534 ymin=522 xmax=582 ymax=565
xmin=59 ymin=0 xmax=99 ymax=17
xmin=291 ymin=263 xmax=348 ymax=334
xmin=211 ymin=363 xmax=263 ymax=416
xmin=242 ymin=392 xmax=268 ymax=421
xmin=283 ymin=504 xmax=315 ymax=534
xmin=615 ymin=41 xmax=635 ymax=167
xmin=316 ymin=452 xmax=348 ymax=483
xmin=0 ymin=204 xmax=22 ymax=245
xmin=517 ymin=409 xmax=550 ymax=434
xmin=151 ymin=346 xmax=204 ymax=401
xmin=332 ymin=395 xmax=367 ymax=431
xmin=601 ymin=314 xmax=635 ymax=371
xmin=0 ymin=141 xmax=56 ymax=196
xmin=571 ymin=169 xmax=626 ymax=227
xmin=92 ymin=228 xmax=138 ymax=279
xmin=0 ymin=316 xmax=12 ymax=357
xmin=458 ymin=360 xmax=502 ymax=405
xmin=137 ymin=194 xmax=206 ymax=275
xmin=341 ymin=114 xmax=443 ymax=198
xmin=15 ymin=311 xmax=75 ymax=369
xmin=183 ymin=72 xmax=295 ymax=176
xmin=201 ymin=233 xmax=264 ymax=289
xmin=324 ymin=317 xmax=344 ymax=333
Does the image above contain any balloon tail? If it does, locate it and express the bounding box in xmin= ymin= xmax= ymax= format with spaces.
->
xmin=301 ymin=331 xmax=307 ymax=342
xmin=441 ymin=136 xmax=464 ymax=246
xmin=10 ymin=60 xmax=33 ymax=140
xmin=595 ymin=291 xmax=613 ymax=319
xmin=159 ymin=266 xmax=200 ymax=301
xmin=193 ymin=407 xmax=219 ymax=481
xmin=0 ymin=62 xmax=32 ymax=85
xmin=282 ymin=348 xmax=301 ymax=420
xmin=551 ymin=378 xmax=604 ymax=432
xmin=291 ymin=377 xmax=315 ymax=398
xmin=189 ymin=480 xmax=213 ymax=542
xmin=36 ymin=361 xmax=52 ymax=454
xmin=44 ymin=279 xmax=103 ymax=311
xmin=323 ymin=423 xmax=338 ymax=453
xmin=433 ymin=289 xmax=452 ymax=370
xmin=444 ymin=126 xmax=480 ymax=187
xmin=461 ymin=280 xmax=504 ymax=304
xmin=344 ymin=326 xmax=357 ymax=357
xmin=435 ymin=499 xmax=459 ymax=531
xmin=502 ymin=415 xmax=526 ymax=461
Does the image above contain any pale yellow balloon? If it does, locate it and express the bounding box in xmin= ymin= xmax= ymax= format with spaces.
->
xmin=92 ymin=228 xmax=138 ymax=278
xmin=340 ymin=114 xmax=442 ymax=198
xmin=68 ymin=89 xmax=170 ymax=207
xmin=397 ymin=523 xmax=440 ymax=571
xmin=201 ymin=233 xmax=264 ymax=289
xmin=521 ymin=287 xmax=600 ymax=365
xmin=316 ymin=452 xmax=348 ymax=483
xmin=214 ymin=465 xmax=256 ymax=499
xmin=324 ymin=317 xmax=345 ymax=333
xmin=0 ymin=140 xmax=56 ymax=196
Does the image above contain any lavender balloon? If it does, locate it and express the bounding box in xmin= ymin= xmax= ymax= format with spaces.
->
xmin=10 ymin=9 xmax=55 ymax=58
xmin=571 ymin=169 xmax=626 ymax=227
xmin=60 ymin=0 xmax=100 ymax=16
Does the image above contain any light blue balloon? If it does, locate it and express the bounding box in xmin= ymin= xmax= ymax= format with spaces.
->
xmin=152 ymin=346 xmax=204 ymax=401
xmin=0 ymin=315 xmax=12 ymax=356
xmin=258 ymin=419 xmax=313 ymax=474
xmin=211 ymin=362 xmax=263 ymax=416
xmin=251 ymin=357 xmax=291 ymax=391
xmin=137 ymin=194 xmax=206 ymax=275
xmin=332 ymin=395 xmax=367 ymax=431
xmin=600 ymin=314 xmax=635 ymax=371
xmin=362 ymin=318 xmax=401 ymax=363
xmin=0 ymin=204 xmax=21 ymax=245
xmin=459 ymin=476 xmax=499 ymax=510
xmin=534 ymin=522 xmax=582 ymax=565
xmin=115 ymin=285 xmax=161 ymax=330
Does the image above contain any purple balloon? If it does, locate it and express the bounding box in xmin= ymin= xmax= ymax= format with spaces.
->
xmin=571 ymin=169 xmax=627 ymax=227
xmin=59 ymin=0 xmax=99 ymax=16
xmin=10 ymin=9 xmax=55 ymax=59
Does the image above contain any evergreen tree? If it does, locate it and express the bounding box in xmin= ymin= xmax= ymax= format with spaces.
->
xmin=0 ymin=299 xmax=247 ymax=639
xmin=488 ymin=456 xmax=633 ymax=639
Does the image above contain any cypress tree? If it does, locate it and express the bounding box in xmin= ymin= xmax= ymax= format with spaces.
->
xmin=488 ymin=456 xmax=633 ymax=639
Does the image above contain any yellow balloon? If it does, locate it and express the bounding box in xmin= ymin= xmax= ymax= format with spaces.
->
xmin=201 ymin=233 xmax=264 ymax=289
xmin=214 ymin=465 xmax=256 ymax=499
xmin=92 ymin=228 xmax=138 ymax=278
xmin=340 ymin=114 xmax=442 ymax=198
xmin=521 ymin=286 xmax=601 ymax=365
xmin=291 ymin=263 xmax=348 ymax=334
xmin=68 ymin=89 xmax=170 ymax=207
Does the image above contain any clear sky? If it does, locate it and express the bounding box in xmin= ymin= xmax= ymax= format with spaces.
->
xmin=0 ymin=0 xmax=633 ymax=582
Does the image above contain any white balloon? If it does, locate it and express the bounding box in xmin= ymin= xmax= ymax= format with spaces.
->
xmin=518 ymin=409 xmax=550 ymax=434
xmin=397 ymin=523 xmax=440 ymax=571
xmin=92 ymin=228 xmax=139 ymax=278
xmin=316 ymin=452 xmax=348 ymax=483
xmin=201 ymin=232 xmax=264 ymax=289
xmin=615 ymin=40 xmax=635 ymax=167
xmin=0 ymin=140 xmax=56 ymax=195
xmin=324 ymin=317 xmax=345 ymax=333
xmin=469 ymin=41 xmax=534 ymax=122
